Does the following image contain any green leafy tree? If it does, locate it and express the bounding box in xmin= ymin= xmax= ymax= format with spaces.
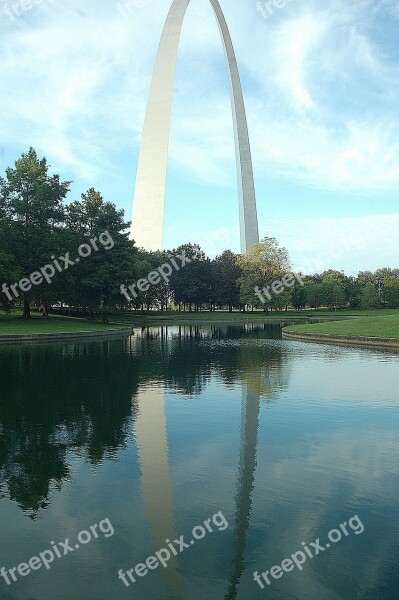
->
xmin=383 ymin=278 xmax=399 ymax=308
xmin=66 ymin=189 xmax=136 ymax=322
xmin=0 ymin=148 xmax=70 ymax=318
xmin=211 ymin=250 xmax=242 ymax=312
xmin=237 ymin=238 xmax=291 ymax=309
xmin=127 ymin=250 xmax=172 ymax=311
xmin=291 ymin=280 xmax=307 ymax=310
xmin=152 ymin=250 xmax=174 ymax=311
xmin=306 ymin=283 xmax=325 ymax=310
xmin=361 ymin=283 xmax=380 ymax=310
xmin=170 ymin=244 xmax=211 ymax=311
xmin=323 ymin=282 xmax=347 ymax=310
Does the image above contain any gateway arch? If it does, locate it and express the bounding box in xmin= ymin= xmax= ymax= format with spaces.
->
xmin=131 ymin=0 xmax=259 ymax=254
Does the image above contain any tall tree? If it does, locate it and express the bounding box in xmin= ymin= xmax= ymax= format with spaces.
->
xmin=291 ymin=280 xmax=307 ymax=310
xmin=306 ymin=284 xmax=325 ymax=310
xmin=237 ymin=238 xmax=291 ymax=309
xmin=66 ymin=188 xmax=136 ymax=322
xmin=170 ymin=244 xmax=211 ymax=311
xmin=212 ymin=250 xmax=242 ymax=312
xmin=361 ymin=283 xmax=380 ymax=310
xmin=0 ymin=148 xmax=69 ymax=318
xmin=383 ymin=278 xmax=399 ymax=308
xmin=323 ymin=282 xmax=347 ymax=311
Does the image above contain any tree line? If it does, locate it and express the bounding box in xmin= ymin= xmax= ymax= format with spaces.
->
xmin=1 ymin=148 xmax=398 ymax=320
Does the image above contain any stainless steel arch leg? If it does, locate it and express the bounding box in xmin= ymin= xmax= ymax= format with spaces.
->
xmin=131 ymin=0 xmax=259 ymax=254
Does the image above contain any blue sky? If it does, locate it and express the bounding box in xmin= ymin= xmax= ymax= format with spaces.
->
xmin=0 ymin=0 xmax=398 ymax=274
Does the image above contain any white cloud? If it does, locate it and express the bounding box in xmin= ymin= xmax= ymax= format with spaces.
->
xmin=271 ymin=14 xmax=327 ymax=110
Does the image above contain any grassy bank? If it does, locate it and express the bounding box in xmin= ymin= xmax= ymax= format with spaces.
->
xmin=2 ymin=308 xmax=398 ymax=336
xmin=111 ymin=308 xmax=397 ymax=327
xmin=284 ymin=313 xmax=399 ymax=339
xmin=0 ymin=312 xmax=127 ymax=336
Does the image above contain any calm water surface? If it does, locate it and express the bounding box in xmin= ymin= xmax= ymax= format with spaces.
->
xmin=0 ymin=324 xmax=398 ymax=600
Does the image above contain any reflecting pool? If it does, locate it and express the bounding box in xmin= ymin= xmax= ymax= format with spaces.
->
xmin=0 ymin=324 xmax=398 ymax=599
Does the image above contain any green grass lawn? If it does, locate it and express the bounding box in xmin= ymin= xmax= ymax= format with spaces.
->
xmin=111 ymin=308 xmax=398 ymax=326
xmin=284 ymin=314 xmax=399 ymax=339
xmin=0 ymin=311 xmax=128 ymax=336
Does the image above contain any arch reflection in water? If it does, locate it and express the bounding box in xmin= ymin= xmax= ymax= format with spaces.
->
xmin=225 ymin=372 xmax=261 ymax=600
xmin=133 ymin=385 xmax=184 ymax=599
xmin=133 ymin=375 xmax=265 ymax=599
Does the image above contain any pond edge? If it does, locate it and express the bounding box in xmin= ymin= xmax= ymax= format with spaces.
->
xmin=0 ymin=327 xmax=134 ymax=344
xmin=282 ymin=330 xmax=399 ymax=350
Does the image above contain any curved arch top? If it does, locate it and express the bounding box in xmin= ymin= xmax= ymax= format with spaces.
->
xmin=131 ymin=0 xmax=259 ymax=254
